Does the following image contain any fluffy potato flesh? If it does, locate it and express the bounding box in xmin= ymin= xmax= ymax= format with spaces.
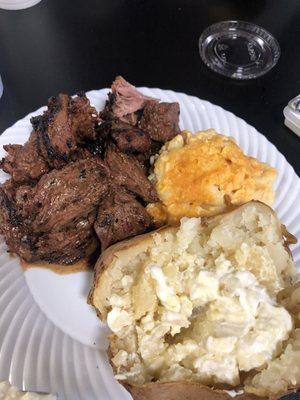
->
xmin=243 ymin=284 xmax=300 ymax=397
xmin=91 ymin=202 xmax=298 ymax=397
xmin=244 ymin=329 xmax=300 ymax=397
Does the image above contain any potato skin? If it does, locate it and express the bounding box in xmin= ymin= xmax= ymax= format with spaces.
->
xmin=123 ymin=381 xmax=265 ymax=400
xmin=87 ymin=224 xmax=175 ymax=319
xmin=123 ymin=381 xmax=300 ymax=400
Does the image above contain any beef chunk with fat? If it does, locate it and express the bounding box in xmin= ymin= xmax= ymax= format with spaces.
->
xmin=139 ymin=102 xmax=180 ymax=142
xmin=0 ymin=131 xmax=49 ymax=183
xmin=104 ymin=143 xmax=158 ymax=203
xmin=100 ymin=76 xmax=158 ymax=124
xmin=94 ymin=187 xmax=152 ymax=250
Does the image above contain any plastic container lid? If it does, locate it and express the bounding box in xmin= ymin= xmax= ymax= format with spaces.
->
xmin=199 ymin=21 xmax=280 ymax=80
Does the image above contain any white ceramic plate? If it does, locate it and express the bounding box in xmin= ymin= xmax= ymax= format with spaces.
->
xmin=0 ymin=88 xmax=299 ymax=400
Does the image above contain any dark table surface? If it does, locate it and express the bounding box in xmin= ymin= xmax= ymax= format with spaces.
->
xmin=0 ymin=0 xmax=299 ymax=175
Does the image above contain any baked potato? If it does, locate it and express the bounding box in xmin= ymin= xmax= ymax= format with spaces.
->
xmin=89 ymin=201 xmax=300 ymax=400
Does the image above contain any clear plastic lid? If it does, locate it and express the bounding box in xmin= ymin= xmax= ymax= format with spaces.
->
xmin=199 ymin=21 xmax=280 ymax=80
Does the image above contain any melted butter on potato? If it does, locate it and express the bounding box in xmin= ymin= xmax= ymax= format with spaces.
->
xmin=147 ymin=130 xmax=276 ymax=225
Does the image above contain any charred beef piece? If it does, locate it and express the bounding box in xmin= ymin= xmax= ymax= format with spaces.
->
xmin=110 ymin=120 xmax=151 ymax=154
xmin=69 ymin=92 xmax=99 ymax=141
xmin=94 ymin=186 xmax=152 ymax=250
xmin=0 ymin=92 xmax=99 ymax=182
xmin=32 ymin=94 xmax=76 ymax=169
xmin=31 ymin=93 xmax=98 ymax=169
xmin=31 ymin=158 xmax=110 ymax=233
xmin=0 ymin=180 xmax=36 ymax=261
xmin=0 ymin=131 xmax=49 ymax=183
xmin=96 ymin=117 xmax=152 ymax=157
xmin=0 ymin=159 xmax=110 ymax=264
xmin=0 ymin=179 xmax=35 ymax=221
xmin=84 ymin=137 xmax=105 ymax=158
xmin=104 ymin=143 xmax=158 ymax=203
xmin=150 ymin=139 xmax=164 ymax=155
xmin=139 ymin=102 xmax=180 ymax=142
xmin=83 ymin=125 xmax=107 ymax=158
xmin=100 ymin=76 xmax=158 ymax=124
xmin=35 ymin=216 xmax=98 ymax=265
xmin=69 ymin=147 xmax=97 ymax=162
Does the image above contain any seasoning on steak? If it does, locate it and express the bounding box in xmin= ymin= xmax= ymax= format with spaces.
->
xmin=30 ymin=158 xmax=109 ymax=233
xmin=35 ymin=218 xmax=98 ymax=265
xmin=31 ymin=94 xmax=76 ymax=169
xmin=0 ymin=131 xmax=49 ymax=183
xmin=0 ymin=180 xmax=36 ymax=261
xmin=69 ymin=147 xmax=95 ymax=162
xmin=110 ymin=120 xmax=151 ymax=154
xmin=104 ymin=143 xmax=158 ymax=203
xmin=69 ymin=92 xmax=99 ymax=141
xmin=100 ymin=76 xmax=158 ymax=124
xmin=139 ymin=102 xmax=180 ymax=142
xmin=94 ymin=186 xmax=152 ymax=250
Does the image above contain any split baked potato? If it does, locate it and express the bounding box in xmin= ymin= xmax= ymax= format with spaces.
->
xmin=89 ymin=201 xmax=300 ymax=400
